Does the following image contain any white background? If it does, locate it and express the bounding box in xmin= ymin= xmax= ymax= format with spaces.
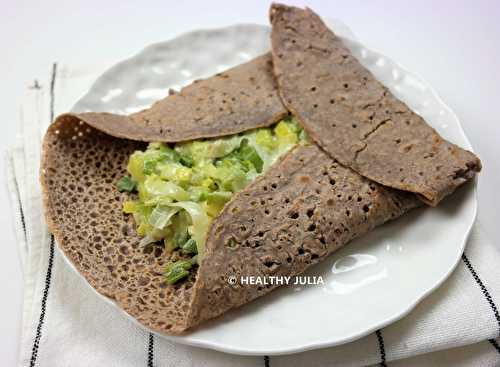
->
xmin=1 ymin=0 xmax=499 ymax=364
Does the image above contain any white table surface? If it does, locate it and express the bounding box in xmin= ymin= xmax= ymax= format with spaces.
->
xmin=1 ymin=0 xmax=499 ymax=365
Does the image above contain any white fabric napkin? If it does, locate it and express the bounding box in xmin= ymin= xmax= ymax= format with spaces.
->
xmin=7 ymin=60 xmax=500 ymax=367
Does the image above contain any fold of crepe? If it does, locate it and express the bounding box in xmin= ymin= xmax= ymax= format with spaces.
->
xmin=269 ymin=4 xmax=481 ymax=206
xmin=60 ymin=53 xmax=288 ymax=143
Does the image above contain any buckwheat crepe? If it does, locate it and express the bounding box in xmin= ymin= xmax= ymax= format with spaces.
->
xmin=60 ymin=53 xmax=288 ymax=143
xmin=41 ymin=63 xmax=419 ymax=334
xmin=270 ymin=4 xmax=481 ymax=206
xmin=40 ymin=3 xmax=479 ymax=335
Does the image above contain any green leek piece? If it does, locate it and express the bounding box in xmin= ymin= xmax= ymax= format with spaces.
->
xmin=117 ymin=176 xmax=137 ymax=192
xmin=164 ymin=260 xmax=192 ymax=284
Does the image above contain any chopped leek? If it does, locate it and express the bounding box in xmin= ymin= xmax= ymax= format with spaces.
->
xmin=181 ymin=239 xmax=198 ymax=255
xmin=117 ymin=176 xmax=137 ymax=192
xmin=119 ymin=116 xmax=305 ymax=284
xmin=169 ymin=201 xmax=210 ymax=258
xmin=164 ymin=260 xmax=192 ymax=284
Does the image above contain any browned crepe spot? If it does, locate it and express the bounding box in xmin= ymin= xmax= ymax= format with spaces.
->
xmin=186 ymin=144 xmax=420 ymax=327
xmin=269 ymin=4 xmax=481 ymax=206
xmin=58 ymin=53 xmax=288 ymax=143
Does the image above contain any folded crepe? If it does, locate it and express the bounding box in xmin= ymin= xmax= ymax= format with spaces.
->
xmin=58 ymin=53 xmax=288 ymax=142
xmin=40 ymin=4 xmax=479 ymax=335
xmin=269 ymin=4 xmax=481 ymax=206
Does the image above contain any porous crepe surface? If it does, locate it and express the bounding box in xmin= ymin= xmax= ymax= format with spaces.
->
xmin=41 ymin=115 xmax=420 ymax=333
xmin=41 ymin=116 xmax=198 ymax=334
xmin=57 ymin=53 xmax=288 ymax=143
xmin=186 ymin=144 xmax=420 ymax=327
xmin=270 ymin=4 xmax=481 ymax=206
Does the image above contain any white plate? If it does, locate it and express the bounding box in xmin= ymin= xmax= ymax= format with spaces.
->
xmin=69 ymin=22 xmax=477 ymax=355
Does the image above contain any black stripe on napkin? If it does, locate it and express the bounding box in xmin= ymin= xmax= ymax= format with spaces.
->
xmin=18 ymin=196 xmax=26 ymax=237
xmin=489 ymin=339 xmax=500 ymax=354
xmin=375 ymin=329 xmax=387 ymax=366
xmin=461 ymin=253 xmax=500 ymax=355
xmin=264 ymin=355 xmax=270 ymax=367
xmin=147 ymin=333 xmax=154 ymax=367
xmin=13 ymin=173 xmax=27 ymax=240
xmin=29 ymin=236 xmax=55 ymax=367
xmin=29 ymin=61 xmax=58 ymax=367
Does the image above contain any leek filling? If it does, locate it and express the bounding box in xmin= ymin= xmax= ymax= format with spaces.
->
xmin=118 ymin=117 xmax=306 ymax=283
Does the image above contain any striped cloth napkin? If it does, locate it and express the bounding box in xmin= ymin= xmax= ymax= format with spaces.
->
xmin=6 ymin=61 xmax=500 ymax=367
